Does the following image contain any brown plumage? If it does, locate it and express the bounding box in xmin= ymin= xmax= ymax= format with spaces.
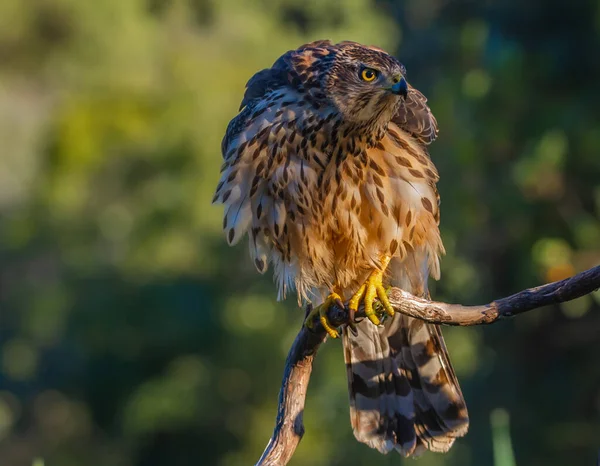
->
xmin=213 ymin=40 xmax=468 ymax=456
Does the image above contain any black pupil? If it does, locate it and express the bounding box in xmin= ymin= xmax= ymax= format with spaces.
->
xmin=366 ymin=70 xmax=373 ymax=79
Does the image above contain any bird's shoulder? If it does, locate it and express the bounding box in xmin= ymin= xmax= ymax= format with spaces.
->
xmin=222 ymin=41 xmax=337 ymax=155
xmin=239 ymin=40 xmax=336 ymax=110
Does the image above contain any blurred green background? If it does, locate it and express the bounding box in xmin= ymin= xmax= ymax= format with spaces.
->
xmin=0 ymin=0 xmax=599 ymax=465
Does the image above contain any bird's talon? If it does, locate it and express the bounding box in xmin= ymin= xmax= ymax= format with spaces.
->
xmin=348 ymin=261 xmax=393 ymax=327
xmin=304 ymin=292 xmax=343 ymax=339
xmin=320 ymin=315 xmax=339 ymax=339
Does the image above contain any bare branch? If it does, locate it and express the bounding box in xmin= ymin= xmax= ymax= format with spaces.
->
xmin=255 ymin=265 xmax=600 ymax=466
xmin=383 ymin=264 xmax=600 ymax=326
xmin=254 ymin=305 xmax=347 ymax=466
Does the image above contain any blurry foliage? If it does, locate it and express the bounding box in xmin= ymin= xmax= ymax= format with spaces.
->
xmin=0 ymin=0 xmax=599 ymax=465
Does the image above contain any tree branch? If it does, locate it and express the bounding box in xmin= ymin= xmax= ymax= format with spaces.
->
xmin=255 ymin=265 xmax=600 ymax=466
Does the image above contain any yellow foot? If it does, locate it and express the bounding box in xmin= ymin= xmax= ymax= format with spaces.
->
xmin=305 ymin=292 xmax=344 ymax=338
xmin=348 ymin=258 xmax=395 ymax=326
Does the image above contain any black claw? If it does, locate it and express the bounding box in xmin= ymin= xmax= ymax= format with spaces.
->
xmin=346 ymin=305 xmax=359 ymax=336
xmin=347 ymin=320 xmax=358 ymax=336
xmin=347 ymin=304 xmax=355 ymax=322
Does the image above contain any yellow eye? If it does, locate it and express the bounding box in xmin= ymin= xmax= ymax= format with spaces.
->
xmin=361 ymin=68 xmax=378 ymax=82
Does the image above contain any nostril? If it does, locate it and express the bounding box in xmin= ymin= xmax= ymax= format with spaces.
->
xmin=392 ymin=76 xmax=400 ymax=84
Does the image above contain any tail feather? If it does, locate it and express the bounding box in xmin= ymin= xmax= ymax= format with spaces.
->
xmin=343 ymin=318 xmax=417 ymax=455
xmin=343 ymin=313 xmax=469 ymax=456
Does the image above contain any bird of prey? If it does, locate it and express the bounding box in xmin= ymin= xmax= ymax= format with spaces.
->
xmin=213 ymin=40 xmax=468 ymax=456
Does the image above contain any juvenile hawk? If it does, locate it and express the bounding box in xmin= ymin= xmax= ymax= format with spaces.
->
xmin=213 ymin=40 xmax=468 ymax=456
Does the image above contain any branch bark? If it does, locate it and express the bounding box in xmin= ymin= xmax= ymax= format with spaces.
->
xmin=255 ymin=265 xmax=600 ymax=466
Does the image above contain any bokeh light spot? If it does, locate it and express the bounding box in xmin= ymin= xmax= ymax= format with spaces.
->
xmin=463 ymin=69 xmax=491 ymax=99
xmin=223 ymin=295 xmax=276 ymax=333
xmin=1 ymin=338 xmax=38 ymax=381
xmin=560 ymin=295 xmax=591 ymax=319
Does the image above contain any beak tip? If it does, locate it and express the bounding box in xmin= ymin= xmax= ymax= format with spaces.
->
xmin=391 ymin=77 xmax=408 ymax=98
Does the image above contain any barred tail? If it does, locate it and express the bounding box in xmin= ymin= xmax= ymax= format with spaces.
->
xmin=342 ymin=313 xmax=469 ymax=456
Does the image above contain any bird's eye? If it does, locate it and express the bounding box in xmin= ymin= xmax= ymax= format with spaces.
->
xmin=360 ymin=68 xmax=378 ymax=82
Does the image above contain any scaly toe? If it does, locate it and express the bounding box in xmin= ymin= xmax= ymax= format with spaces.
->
xmin=320 ymin=312 xmax=339 ymax=339
xmin=304 ymin=293 xmax=342 ymax=339
xmin=376 ymin=284 xmax=395 ymax=318
xmin=363 ymin=276 xmax=382 ymax=326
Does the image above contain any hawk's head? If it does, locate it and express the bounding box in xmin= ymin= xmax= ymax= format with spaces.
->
xmin=237 ymin=40 xmax=436 ymax=148
xmin=261 ymin=41 xmax=409 ymax=135
xmin=318 ymin=41 xmax=408 ymax=127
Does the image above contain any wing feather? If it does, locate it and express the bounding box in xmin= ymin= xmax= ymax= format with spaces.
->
xmin=392 ymin=87 xmax=439 ymax=145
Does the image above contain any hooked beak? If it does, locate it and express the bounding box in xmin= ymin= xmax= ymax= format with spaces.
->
xmin=390 ymin=76 xmax=408 ymax=98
